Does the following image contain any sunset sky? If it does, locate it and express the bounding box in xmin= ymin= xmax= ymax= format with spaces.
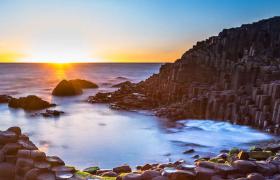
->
xmin=0 ymin=0 xmax=279 ymax=63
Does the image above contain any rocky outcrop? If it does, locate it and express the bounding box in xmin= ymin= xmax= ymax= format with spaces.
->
xmin=52 ymin=79 xmax=98 ymax=96
xmin=8 ymin=95 xmax=55 ymax=111
xmin=1 ymin=126 xmax=280 ymax=179
xmin=89 ymin=16 xmax=280 ymax=133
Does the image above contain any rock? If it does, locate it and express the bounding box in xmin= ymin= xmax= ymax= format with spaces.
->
xmin=232 ymin=160 xmax=257 ymax=174
xmin=113 ymin=165 xmax=132 ymax=174
xmin=46 ymin=156 xmax=64 ymax=167
xmin=30 ymin=150 xmax=46 ymax=161
xmin=152 ymin=176 xmax=168 ymax=180
xmin=195 ymin=166 xmax=217 ymax=180
xmin=0 ymin=131 xmax=18 ymax=144
xmin=8 ymin=95 xmax=55 ymax=110
xmin=121 ymin=173 xmax=142 ymax=180
xmin=101 ymin=171 xmax=118 ymax=177
xmin=249 ymin=151 xmax=272 ymax=160
xmin=247 ymin=173 xmax=265 ymax=180
xmin=238 ymin=151 xmax=250 ymax=160
xmin=41 ymin=110 xmax=64 ymax=117
xmin=0 ymin=95 xmax=12 ymax=103
xmin=7 ymin=126 xmax=21 ymax=136
xmin=169 ymin=170 xmax=196 ymax=180
xmin=141 ymin=164 xmax=152 ymax=171
xmin=112 ymin=81 xmax=134 ymax=88
xmin=183 ymin=149 xmax=195 ymax=154
xmin=83 ymin=166 xmax=100 ymax=174
xmin=52 ymin=80 xmax=82 ymax=96
xmin=141 ymin=170 xmax=161 ymax=180
xmin=69 ymin=79 xmax=98 ymax=89
xmin=0 ymin=162 xmax=15 ymax=179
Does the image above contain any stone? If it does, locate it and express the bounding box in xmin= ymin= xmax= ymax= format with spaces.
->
xmin=113 ymin=165 xmax=132 ymax=174
xmin=0 ymin=131 xmax=18 ymax=144
xmin=83 ymin=166 xmax=100 ymax=174
xmin=183 ymin=149 xmax=195 ymax=154
xmin=46 ymin=156 xmax=64 ymax=166
xmin=238 ymin=151 xmax=250 ymax=160
xmin=141 ymin=164 xmax=152 ymax=171
xmin=112 ymin=81 xmax=134 ymax=88
xmin=7 ymin=126 xmax=21 ymax=136
xmin=41 ymin=110 xmax=64 ymax=117
xmin=0 ymin=95 xmax=12 ymax=103
xmin=52 ymin=80 xmax=83 ymax=96
xmin=0 ymin=162 xmax=16 ymax=179
xmin=30 ymin=150 xmax=46 ymax=161
xmin=249 ymin=151 xmax=272 ymax=160
xmin=141 ymin=170 xmax=161 ymax=180
xmin=121 ymin=173 xmax=142 ymax=180
xmin=195 ymin=166 xmax=217 ymax=180
xmin=69 ymin=79 xmax=98 ymax=89
xmin=101 ymin=171 xmax=118 ymax=177
xmin=232 ymin=160 xmax=257 ymax=174
xmin=2 ymin=143 xmax=22 ymax=155
xmin=247 ymin=173 xmax=265 ymax=180
xmin=169 ymin=170 xmax=196 ymax=180
xmin=8 ymin=95 xmax=55 ymax=110
xmin=152 ymin=176 xmax=168 ymax=180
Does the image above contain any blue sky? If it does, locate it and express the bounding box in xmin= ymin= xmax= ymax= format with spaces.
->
xmin=0 ymin=0 xmax=279 ymax=62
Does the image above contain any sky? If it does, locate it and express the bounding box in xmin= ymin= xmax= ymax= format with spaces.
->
xmin=0 ymin=0 xmax=279 ymax=63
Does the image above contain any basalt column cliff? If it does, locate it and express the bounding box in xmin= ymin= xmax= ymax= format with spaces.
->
xmin=90 ymin=17 xmax=280 ymax=133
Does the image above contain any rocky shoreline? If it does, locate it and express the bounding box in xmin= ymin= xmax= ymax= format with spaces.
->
xmin=88 ymin=16 xmax=280 ymax=135
xmin=0 ymin=126 xmax=280 ymax=180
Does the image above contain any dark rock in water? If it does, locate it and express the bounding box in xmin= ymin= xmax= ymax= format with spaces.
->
xmin=8 ymin=95 xmax=55 ymax=110
xmin=41 ymin=110 xmax=64 ymax=117
xmin=0 ymin=95 xmax=12 ymax=103
xmin=69 ymin=79 xmax=98 ymax=89
xmin=183 ymin=149 xmax=195 ymax=154
xmin=52 ymin=79 xmax=98 ymax=96
xmin=52 ymin=80 xmax=83 ymax=96
xmin=112 ymin=81 xmax=134 ymax=88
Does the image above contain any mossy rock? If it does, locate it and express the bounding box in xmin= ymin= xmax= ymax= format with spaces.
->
xmin=249 ymin=151 xmax=273 ymax=160
xmin=229 ymin=148 xmax=240 ymax=156
xmin=83 ymin=166 xmax=100 ymax=174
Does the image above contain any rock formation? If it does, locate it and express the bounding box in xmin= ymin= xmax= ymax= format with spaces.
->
xmin=52 ymin=79 xmax=98 ymax=96
xmin=8 ymin=95 xmax=55 ymax=111
xmin=89 ymin=16 xmax=280 ymax=134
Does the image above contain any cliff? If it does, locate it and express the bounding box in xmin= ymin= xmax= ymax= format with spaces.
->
xmin=89 ymin=16 xmax=280 ymax=134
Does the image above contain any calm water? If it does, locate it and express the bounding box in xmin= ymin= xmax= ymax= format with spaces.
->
xmin=0 ymin=63 xmax=275 ymax=169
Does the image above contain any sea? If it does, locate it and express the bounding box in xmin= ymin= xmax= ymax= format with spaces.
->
xmin=0 ymin=63 xmax=275 ymax=169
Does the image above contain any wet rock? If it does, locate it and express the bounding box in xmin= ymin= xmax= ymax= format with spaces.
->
xmin=52 ymin=80 xmax=82 ymax=96
xmin=195 ymin=166 xmax=217 ymax=180
xmin=41 ymin=110 xmax=64 ymax=117
xmin=169 ymin=170 xmax=196 ymax=180
xmin=249 ymin=151 xmax=272 ymax=160
xmin=183 ymin=149 xmax=195 ymax=154
xmin=247 ymin=173 xmax=265 ymax=180
xmin=238 ymin=151 xmax=250 ymax=160
xmin=0 ymin=131 xmax=18 ymax=144
xmin=101 ymin=171 xmax=118 ymax=177
xmin=112 ymin=81 xmax=134 ymax=88
xmin=8 ymin=95 xmax=55 ymax=110
xmin=152 ymin=176 xmax=168 ymax=180
xmin=69 ymin=79 xmax=98 ymax=89
xmin=83 ymin=166 xmax=100 ymax=174
xmin=46 ymin=156 xmax=64 ymax=167
xmin=0 ymin=162 xmax=15 ymax=179
xmin=141 ymin=170 xmax=161 ymax=179
xmin=0 ymin=95 xmax=12 ymax=103
xmin=7 ymin=126 xmax=21 ymax=137
xmin=113 ymin=165 xmax=132 ymax=174
xmin=119 ymin=173 xmax=142 ymax=180
xmin=232 ymin=160 xmax=257 ymax=174
xmin=141 ymin=163 xmax=152 ymax=171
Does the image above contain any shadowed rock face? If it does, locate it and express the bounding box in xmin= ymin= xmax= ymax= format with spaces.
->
xmin=52 ymin=79 xmax=98 ymax=96
xmin=8 ymin=95 xmax=55 ymax=111
xmin=89 ymin=16 xmax=280 ymax=133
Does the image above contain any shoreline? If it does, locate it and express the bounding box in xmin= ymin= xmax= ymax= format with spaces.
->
xmin=0 ymin=126 xmax=280 ymax=180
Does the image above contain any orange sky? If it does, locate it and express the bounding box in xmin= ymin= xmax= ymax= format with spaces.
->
xmin=0 ymin=0 xmax=278 ymax=63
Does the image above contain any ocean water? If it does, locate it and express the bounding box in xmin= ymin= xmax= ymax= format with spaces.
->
xmin=0 ymin=63 xmax=275 ymax=169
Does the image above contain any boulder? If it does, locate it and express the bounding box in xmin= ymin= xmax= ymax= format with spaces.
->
xmin=69 ymin=79 xmax=98 ymax=89
xmin=169 ymin=170 xmax=196 ymax=180
xmin=52 ymin=80 xmax=82 ymax=96
xmin=8 ymin=95 xmax=55 ymax=110
xmin=112 ymin=81 xmax=134 ymax=88
xmin=0 ymin=162 xmax=16 ymax=179
xmin=232 ymin=160 xmax=257 ymax=174
xmin=0 ymin=95 xmax=12 ymax=103
xmin=121 ymin=173 xmax=142 ymax=180
xmin=141 ymin=170 xmax=161 ymax=180
xmin=249 ymin=151 xmax=272 ymax=160
xmin=101 ymin=171 xmax=118 ymax=177
xmin=247 ymin=173 xmax=265 ymax=180
xmin=113 ymin=165 xmax=132 ymax=174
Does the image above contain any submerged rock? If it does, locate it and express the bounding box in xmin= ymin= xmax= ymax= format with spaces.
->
xmin=8 ymin=95 xmax=55 ymax=110
xmin=41 ymin=110 xmax=64 ymax=117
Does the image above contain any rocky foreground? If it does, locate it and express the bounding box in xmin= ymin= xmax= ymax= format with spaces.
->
xmin=89 ymin=16 xmax=280 ymax=135
xmin=1 ymin=126 xmax=280 ymax=180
